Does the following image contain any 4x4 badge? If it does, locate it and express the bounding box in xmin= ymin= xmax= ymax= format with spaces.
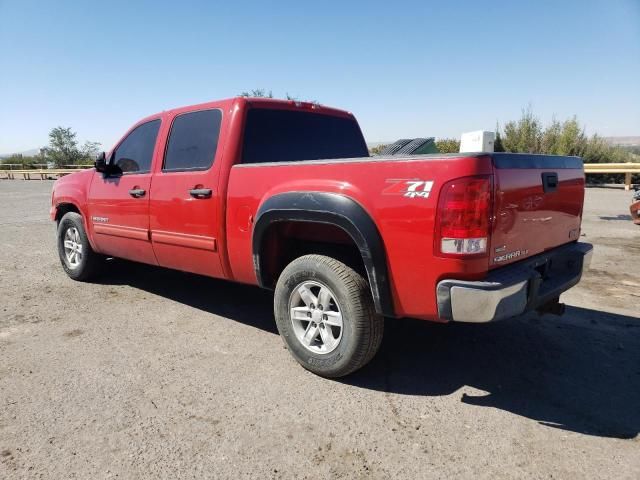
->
xmin=384 ymin=179 xmax=434 ymax=199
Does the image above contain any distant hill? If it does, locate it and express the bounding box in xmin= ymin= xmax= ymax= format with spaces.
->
xmin=0 ymin=148 xmax=40 ymax=159
xmin=605 ymin=136 xmax=640 ymax=147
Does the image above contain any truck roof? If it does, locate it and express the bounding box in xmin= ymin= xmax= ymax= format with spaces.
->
xmin=137 ymin=97 xmax=355 ymax=125
xmin=234 ymin=97 xmax=354 ymax=119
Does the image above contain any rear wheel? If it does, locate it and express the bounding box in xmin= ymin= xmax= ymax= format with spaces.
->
xmin=274 ymin=254 xmax=384 ymax=377
xmin=57 ymin=212 xmax=102 ymax=281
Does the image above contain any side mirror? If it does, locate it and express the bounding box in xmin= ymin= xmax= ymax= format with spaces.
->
xmin=95 ymin=152 xmax=107 ymax=173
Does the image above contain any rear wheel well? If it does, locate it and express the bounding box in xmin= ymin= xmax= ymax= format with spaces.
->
xmin=258 ymin=221 xmax=366 ymax=289
xmin=55 ymin=203 xmax=81 ymax=224
xmin=253 ymin=192 xmax=394 ymax=317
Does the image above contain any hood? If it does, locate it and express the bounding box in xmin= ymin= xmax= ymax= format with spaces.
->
xmin=54 ymin=167 xmax=95 ymax=187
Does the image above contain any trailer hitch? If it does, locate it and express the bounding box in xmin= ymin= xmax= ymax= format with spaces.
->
xmin=536 ymin=297 xmax=566 ymax=316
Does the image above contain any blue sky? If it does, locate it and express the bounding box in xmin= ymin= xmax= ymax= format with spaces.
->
xmin=1 ymin=0 xmax=639 ymax=153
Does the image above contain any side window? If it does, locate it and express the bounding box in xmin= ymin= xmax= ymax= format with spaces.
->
xmin=163 ymin=109 xmax=222 ymax=171
xmin=112 ymin=120 xmax=161 ymax=174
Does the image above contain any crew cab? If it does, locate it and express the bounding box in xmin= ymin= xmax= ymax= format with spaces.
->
xmin=51 ymin=97 xmax=593 ymax=377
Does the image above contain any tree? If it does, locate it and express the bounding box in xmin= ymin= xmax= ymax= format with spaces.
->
xmin=496 ymin=108 xmax=634 ymax=165
xmin=239 ymin=89 xmax=273 ymax=98
xmin=0 ymin=153 xmax=40 ymax=168
xmin=239 ymin=89 xmax=318 ymax=104
xmin=494 ymin=122 xmax=505 ymax=152
xmin=494 ymin=108 xmax=635 ymax=184
xmin=41 ymin=127 xmax=99 ymax=167
xmin=435 ymin=138 xmax=461 ymax=153
xmin=501 ymin=106 xmax=542 ymax=153
xmin=555 ymin=117 xmax=585 ymax=156
xmin=42 ymin=127 xmax=81 ymax=167
xmin=540 ymin=118 xmax=562 ymax=154
xmin=80 ymin=141 xmax=102 ymax=163
xmin=368 ymin=144 xmax=389 ymax=155
xmin=581 ymin=134 xmax=610 ymax=164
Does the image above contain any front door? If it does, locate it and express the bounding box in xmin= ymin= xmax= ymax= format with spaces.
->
xmin=149 ymin=108 xmax=225 ymax=278
xmin=88 ymin=119 xmax=162 ymax=265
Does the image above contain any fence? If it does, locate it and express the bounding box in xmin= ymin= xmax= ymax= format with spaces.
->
xmin=0 ymin=163 xmax=93 ymax=170
xmin=0 ymin=166 xmax=93 ymax=180
xmin=584 ymin=163 xmax=640 ymax=190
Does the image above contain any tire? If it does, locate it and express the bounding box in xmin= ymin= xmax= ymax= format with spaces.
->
xmin=274 ymin=254 xmax=384 ymax=378
xmin=57 ymin=212 xmax=102 ymax=281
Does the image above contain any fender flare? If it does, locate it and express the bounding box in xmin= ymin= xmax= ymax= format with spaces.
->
xmin=53 ymin=200 xmax=99 ymax=253
xmin=252 ymin=191 xmax=394 ymax=317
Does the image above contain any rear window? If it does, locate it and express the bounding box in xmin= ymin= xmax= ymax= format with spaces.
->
xmin=241 ymin=108 xmax=368 ymax=164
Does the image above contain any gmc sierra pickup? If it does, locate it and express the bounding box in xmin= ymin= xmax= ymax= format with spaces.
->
xmin=51 ymin=97 xmax=593 ymax=377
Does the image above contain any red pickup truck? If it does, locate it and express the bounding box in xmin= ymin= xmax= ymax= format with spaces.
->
xmin=51 ymin=97 xmax=593 ymax=377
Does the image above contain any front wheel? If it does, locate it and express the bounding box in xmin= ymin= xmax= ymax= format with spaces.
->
xmin=274 ymin=255 xmax=384 ymax=378
xmin=57 ymin=212 xmax=102 ymax=281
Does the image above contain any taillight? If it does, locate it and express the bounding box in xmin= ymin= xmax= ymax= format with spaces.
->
xmin=435 ymin=175 xmax=492 ymax=256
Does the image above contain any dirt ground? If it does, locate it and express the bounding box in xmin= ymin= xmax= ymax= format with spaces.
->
xmin=1 ymin=181 xmax=639 ymax=479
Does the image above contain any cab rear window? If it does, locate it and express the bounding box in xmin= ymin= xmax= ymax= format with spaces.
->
xmin=241 ymin=108 xmax=368 ymax=164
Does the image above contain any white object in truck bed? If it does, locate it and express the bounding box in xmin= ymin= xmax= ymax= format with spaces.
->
xmin=460 ymin=130 xmax=495 ymax=153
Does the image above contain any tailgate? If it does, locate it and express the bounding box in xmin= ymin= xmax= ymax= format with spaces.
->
xmin=490 ymin=154 xmax=584 ymax=269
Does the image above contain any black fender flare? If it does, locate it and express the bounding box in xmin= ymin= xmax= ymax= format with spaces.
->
xmin=252 ymin=191 xmax=394 ymax=317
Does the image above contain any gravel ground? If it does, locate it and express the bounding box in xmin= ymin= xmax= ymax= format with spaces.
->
xmin=1 ymin=181 xmax=639 ymax=479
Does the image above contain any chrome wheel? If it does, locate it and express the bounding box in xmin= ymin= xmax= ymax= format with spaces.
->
xmin=63 ymin=226 xmax=83 ymax=269
xmin=289 ymin=281 xmax=343 ymax=354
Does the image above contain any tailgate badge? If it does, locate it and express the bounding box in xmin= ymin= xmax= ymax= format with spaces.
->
xmin=494 ymin=249 xmax=529 ymax=263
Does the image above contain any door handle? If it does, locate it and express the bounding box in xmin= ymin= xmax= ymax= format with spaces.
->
xmin=129 ymin=188 xmax=146 ymax=198
xmin=541 ymin=172 xmax=558 ymax=193
xmin=189 ymin=188 xmax=212 ymax=199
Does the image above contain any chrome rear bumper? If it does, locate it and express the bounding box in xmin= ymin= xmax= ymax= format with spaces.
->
xmin=436 ymin=242 xmax=593 ymax=323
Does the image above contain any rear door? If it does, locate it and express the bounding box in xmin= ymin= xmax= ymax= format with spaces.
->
xmin=490 ymin=154 xmax=584 ymax=268
xmin=88 ymin=119 xmax=161 ymax=265
xmin=149 ymin=108 xmax=225 ymax=278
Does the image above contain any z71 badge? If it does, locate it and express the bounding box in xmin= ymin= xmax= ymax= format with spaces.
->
xmin=384 ymin=179 xmax=434 ymax=199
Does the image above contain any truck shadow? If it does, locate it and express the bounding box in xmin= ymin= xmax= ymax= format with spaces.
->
xmin=346 ymin=307 xmax=640 ymax=440
xmin=97 ymin=259 xmax=278 ymax=334
xmin=97 ymin=260 xmax=639 ymax=440
xmin=598 ymin=214 xmax=632 ymax=221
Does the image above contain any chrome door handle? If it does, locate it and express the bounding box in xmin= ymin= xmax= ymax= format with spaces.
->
xmin=189 ymin=188 xmax=212 ymax=199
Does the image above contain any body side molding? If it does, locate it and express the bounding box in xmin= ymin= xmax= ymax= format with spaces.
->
xmin=93 ymin=223 xmax=149 ymax=241
xmin=151 ymin=230 xmax=217 ymax=251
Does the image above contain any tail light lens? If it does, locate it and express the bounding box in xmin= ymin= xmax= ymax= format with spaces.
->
xmin=435 ymin=175 xmax=492 ymax=256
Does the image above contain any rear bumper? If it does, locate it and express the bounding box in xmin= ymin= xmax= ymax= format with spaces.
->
xmin=436 ymin=242 xmax=593 ymax=323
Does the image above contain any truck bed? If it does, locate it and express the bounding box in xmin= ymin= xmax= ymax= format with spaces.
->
xmin=226 ymin=151 xmax=584 ymax=321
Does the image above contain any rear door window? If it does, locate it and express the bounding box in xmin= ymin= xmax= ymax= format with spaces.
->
xmin=163 ymin=109 xmax=222 ymax=171
xmin=241 ymin=109 xmax=368 ymax=164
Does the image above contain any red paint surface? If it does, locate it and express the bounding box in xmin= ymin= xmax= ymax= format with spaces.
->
xmin=490 ymin=169 xmax=584 ymax=267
